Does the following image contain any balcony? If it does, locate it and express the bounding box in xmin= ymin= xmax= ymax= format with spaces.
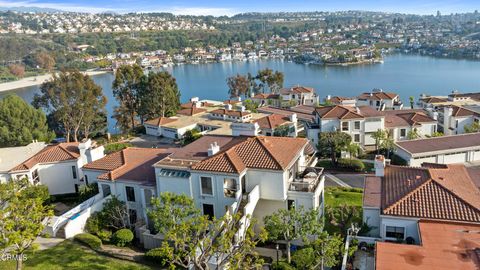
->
xmin=289 ymin=167 xmax=323 ymax=192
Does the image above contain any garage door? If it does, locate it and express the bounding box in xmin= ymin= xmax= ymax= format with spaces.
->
xmin=444 ymin=152 xmax=467 ymax=164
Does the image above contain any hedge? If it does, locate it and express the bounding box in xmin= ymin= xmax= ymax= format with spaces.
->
xmin=272 ymin=261 xmax=295 ymax=270
xmin=337 ymin=158 xmax=365 ymax=172
xmin=74 ymin=233 xmax=102 ymax=250
xmin=97 ymin=229 xmax=112 ymax=243
xmin=113 ymin=228 xmax=134 ymax=247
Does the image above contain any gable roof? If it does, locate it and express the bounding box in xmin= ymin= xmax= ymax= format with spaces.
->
xmin=144 ymin=117 xmax=177 ymax=127
xmin=419 ymin=96 xmax=448 ymax=103
xmin=315 ymin=105 xmax=364 ymax=120
xmin=10 ymin=142 xmax=80 ymax=172
xmin=254 ymin=114 xmax=290 ymax=129
xmin=83 ymin=147 xmax=168 ymax=184
xmin=210 ymin=109 xmax=251 ymax=117
xmin=191 ymin=136 xmax=309 ymax=174
xmin=378 ymin=164 xmax=480 ymax=222
xmin=384 ymin=110 xmax=436 ymax=128
xmin=451 ymin=105 xmax=478 ymax=117
xmin=177 ymin=107 xmax=207 ymax=116
xmin=358 ymin=91 xmax=398 ymax=101
xmin=257 ymin=106 xmax=315 ymax=122
xmin=281 ymin=86 xmax=314 ymax=94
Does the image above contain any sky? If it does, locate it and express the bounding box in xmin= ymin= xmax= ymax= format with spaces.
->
xmin=0 ymin=0 xmax=479 ymax=16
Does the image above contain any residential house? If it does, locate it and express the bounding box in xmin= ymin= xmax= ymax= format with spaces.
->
xmin=250 ymin=93 xmax=281 ymax=107
xmin=436 ymin=105 xmax=480 ymax=135
xmin=395 ymin=133 xmax=480 ymax=166
xmin=363 ymin=155 xmax=480 ymax=243
xmin=357 ymin=89 xmax=403 ymax=110
xmin=280 ymin=86 xmax=319 ymax=106
xmin=308 ymin=105 xmax=384 ymax=148
xmin=82 ymin=148 xmax=169 ymax=223
xmin=324 ymin=95 xmax=357 ymax=107
xmin=383 ymin=109 xmax=437 ymax=140
xmin=0 ymin=139 xmax=104 ymax=195
xmin=254 ymin=114 xmax=298 ymax=137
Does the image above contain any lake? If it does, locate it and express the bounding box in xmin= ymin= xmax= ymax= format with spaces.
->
xmin=2 ymin=54 xmax=480 ymax=133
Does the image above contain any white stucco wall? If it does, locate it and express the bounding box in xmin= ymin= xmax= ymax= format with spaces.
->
xmin=380 ymin=216 xmax=420 ymax=243
xmin=38 ymin=161 xmax=80 ymax=195
xmin=246 ymin=169 xmax=287 ymax=201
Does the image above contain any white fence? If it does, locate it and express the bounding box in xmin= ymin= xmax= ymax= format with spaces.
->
xmin=63 ymin=195 xmax=111 ymax=239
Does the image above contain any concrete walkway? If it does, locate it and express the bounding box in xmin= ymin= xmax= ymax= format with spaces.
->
xmin=324 ymin=173 xmax=352 ymax=188
xmin=34 ymin=237 xmax=64 ymax=250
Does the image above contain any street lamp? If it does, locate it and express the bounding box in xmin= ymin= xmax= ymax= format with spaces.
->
xmin=275 ymin=243 xmax=280 ymax=266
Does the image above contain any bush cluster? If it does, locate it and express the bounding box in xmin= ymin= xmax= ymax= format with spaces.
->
xmin=113 ymin=228 xmax=134 ymax=247
xmin=337 ymin=158 xmax=365 ymax=172
xmin=74 ymin=233 xmax=102 ymax=250
xmin=145 ymin=247 xmax=169 ymax=266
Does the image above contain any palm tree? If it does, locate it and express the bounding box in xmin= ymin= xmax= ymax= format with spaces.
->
xmin=409 ymin=96 xmax=415 ymax=109
xmin=347 ymin=142 xmax=361 ymax=161
xmin=381 ymin=137 xmax=395 ymax=159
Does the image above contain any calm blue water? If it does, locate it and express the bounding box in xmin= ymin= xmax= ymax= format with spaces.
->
xmin=2 ymin=54 xmax=480 ymax=133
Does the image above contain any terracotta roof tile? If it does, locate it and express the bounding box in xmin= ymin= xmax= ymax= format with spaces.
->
xmin=280 ymin=86 xmax=314 ymax=94
xmin=254 ymin=114 xmax=290 ymax=129
xmin=177 ymin=107 xmax=207 ymax=116
xmin=384 ymin=110 xmax=436 ymax=128
xmin=84 ymin=148 xmax=168 ymax=184
xmin=358 ymin=91 xmax=398 ymax=101
xmin=315 ymin=105 xmax=364 ymax=120
xmin=191 ymin=136 xmax=309 ymax=173
xmin=10 ymin=143 xmax=80 ymax=172
xmin=373 ymin=164 xmax=480 ymax=222
xmin=210 ymin=109 xmax=251 ymax=117
xmin=257 ymin=106 xmax=314 ymax=122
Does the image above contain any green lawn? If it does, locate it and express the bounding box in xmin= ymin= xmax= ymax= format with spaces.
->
xmin=324 ymin=187 xmax=364 ymax=235
xmin=0 ymin=240 xmax=154 ymax=270
xmin=325 ymin=186 xmax=363 ymax=208
xmin=317 ymin=159 xmax=374 ymax=172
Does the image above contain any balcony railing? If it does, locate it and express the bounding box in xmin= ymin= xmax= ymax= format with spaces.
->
xmin=289 ymin=167 xmax=323 ymax=192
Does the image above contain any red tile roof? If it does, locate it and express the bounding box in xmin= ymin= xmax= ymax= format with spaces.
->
xmin=419 ymin=96 xmax=448 ymax=103
xmin=254 ymin=114 xmax=290 ymax=129
xmin=210 ymin=109 xmax=251 ymax=117
xmin=10 ymin=143 xmax=80 ymax=172
xmin=257 ymin=106 xmax=314 ymax=122
xmin=83 ymin=148 xmax=168 ymax=184
xmin=281 ymin=86 xmax=315 ymax=94
xmin=177 ymin=107 xmax=207 ymax=116
xmin=144 ymin=117 xmax=177 ymax=127
xmin=384 ymin=110 xmax=436 ymax=128
xmin=367 ymin=164 xmax=480 ymax=222
xmin=252 ymin=93 xmax=280 ymax=99
xmin=376 ymin=220 xmax=480 ymax=270
xmin=191 ymin=136 xmax=309 ymax=174
xmin=358 ymin=91 xmax=398 ymax=101
xmin=451 ymin=105 xmax=478 ymax=117
xmin=315 ymin=105 xmax=364 ymax=120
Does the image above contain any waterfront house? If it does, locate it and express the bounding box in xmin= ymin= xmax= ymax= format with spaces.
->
xmin=0 ymin=139 xmax=104 ymax=195
xmin=357 ymin=89 xmax=403 ymax=110
xmin=383 ymin=109 xmax=437 ymax=140
xmin=254 ymin=113 xmax=298 ymax=137
xmin=280 ymin=86 xmax=319 ymax=107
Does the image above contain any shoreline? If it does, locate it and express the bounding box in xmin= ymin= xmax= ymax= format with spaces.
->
xmin=0 ymin=70 xmax=111 ymax=93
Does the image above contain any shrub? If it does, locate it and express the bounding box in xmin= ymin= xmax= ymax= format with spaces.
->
xmin=113 ymin=228 xmax=134 ymax=247
xmin=145 ymin=247 xmax=170 ymax=266
xmin=85 ymin=213 xmax=101 ymax=235
xmin=272 ymin=261 xmax=295 ymax=270
xmin=337 ymin=158 xmax=365 ymax=172
xmin=292 ymin=247 xmax=316 ymax=269
xmin=104 ymin=142 xmax=132 ymax=154
xmin=97 ymin=230 xmax=112 ymax=243
xmin=74 ymin=233 xmax=102 ymax=250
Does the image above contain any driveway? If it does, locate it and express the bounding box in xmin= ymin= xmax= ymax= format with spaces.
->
xmin=325 ymin=173 xmax=366 ymax=188
xmin=129 ymin=135 xmax=179 ymax=148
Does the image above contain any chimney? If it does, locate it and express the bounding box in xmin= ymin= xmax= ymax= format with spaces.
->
xmin=240 ymin=106 xmax=246 ymax=112
xmin=208 ymin=142 xmax=220 ymax=156
xmin=289 ymin=113 xmax=297 ymax=123
xmin=225 ymin=104 xmax=233 ymax=110
xmin=326 ymin=95 xmax=331 ymax=101
xmin=374 ymin=155 xmax=385 ymax=177
xmin=78 ymin=139 xmax=92 ymax=165
xmin=190 ymin=97 xmax=199 ymax=103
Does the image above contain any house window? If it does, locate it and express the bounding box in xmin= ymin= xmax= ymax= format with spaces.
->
xmin=32 ymin=169 xmax=40 ymax=184
xmin=129 ymin=209 xmax=137 ymax=225
xmin=376 ymin=101 xmax=380 ymax=106
xmin=223 ymin=178 xmax=237 ymax=198
xmin=400 ymin=129 xmax=406 ymax=137
xmin=385 ymin=226 xmax=405 ymax=239
xmin=101 ymin=184 xmax=111 ymax=197
xmin=203 ymin=204 xmax=214 ymax=220
xmin=342 ymin=122 xmax=349 ymax=131
xmin=72 ymin=166 xmax=77 ymax=179
xmin=144 ymin=189 xmax=153 ymax=206
xmin=354 ymin=134 xmax=360 ymax=143
xmin=287 ymin=200 xmax=295 ymax=210
xmin=126 ymin=186 xmax=136 ymax=202
xmin=201 ymin=177 xmax=213 ymax=195
xmin=354 ymin=121 xmax=360 ymax=130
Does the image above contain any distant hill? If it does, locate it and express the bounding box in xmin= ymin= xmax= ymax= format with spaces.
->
xmin=0 ymin=6 xmax=63 ymax=13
